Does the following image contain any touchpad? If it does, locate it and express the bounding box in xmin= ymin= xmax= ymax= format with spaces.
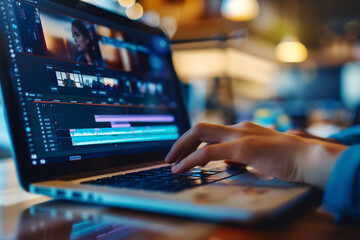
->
xmin=213 ymin=168 xmax=305 ymax=188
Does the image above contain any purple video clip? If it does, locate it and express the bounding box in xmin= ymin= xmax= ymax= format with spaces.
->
xmin=110 ymin=122 xmax=131 ymax=128
xmin=95 ymin=115 xmax=175 ymax=123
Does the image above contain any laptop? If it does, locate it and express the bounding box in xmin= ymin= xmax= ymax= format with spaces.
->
xmin=0 ymin=0 xmax=316 ymax=223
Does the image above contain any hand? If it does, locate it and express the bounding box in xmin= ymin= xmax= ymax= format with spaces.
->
xmin=287 ymin=129 xmax=340 ymax=144
xmin=165 ymin=122 xmax=348 ymax=189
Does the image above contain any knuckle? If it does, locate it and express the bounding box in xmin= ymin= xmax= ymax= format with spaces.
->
xmin=239 ymin=121 xmax=253 ymax=127
xmin=193 ymin=122 xmax=207 ymax=133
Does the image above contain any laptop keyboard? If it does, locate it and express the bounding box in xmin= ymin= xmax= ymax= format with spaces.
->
xmin=81 ymin=165 xmax=245 ymax=193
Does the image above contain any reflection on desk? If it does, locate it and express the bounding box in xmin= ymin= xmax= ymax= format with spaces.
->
xmin=14 ymin=200 xmax=214 ymax=240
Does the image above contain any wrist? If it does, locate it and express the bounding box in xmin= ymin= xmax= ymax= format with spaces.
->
xmin=298 ymin=139 xmax=348 ymax=189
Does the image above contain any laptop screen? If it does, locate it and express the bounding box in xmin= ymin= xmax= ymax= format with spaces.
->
xmin=0 ymin=0 xmax=188 ymax=168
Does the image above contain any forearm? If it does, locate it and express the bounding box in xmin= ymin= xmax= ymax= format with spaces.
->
xmin=287 ymin=129 xmax=340 ymax=144
xmin=297 ymin=139 xmax=348 ymax=189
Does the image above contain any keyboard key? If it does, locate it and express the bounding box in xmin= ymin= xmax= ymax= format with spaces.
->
xmin=81 ymin=165 xmax=244 ymax=193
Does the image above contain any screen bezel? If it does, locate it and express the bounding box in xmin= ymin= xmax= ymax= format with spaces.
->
xmin=0 ymin=0 xmax=190 ymax=190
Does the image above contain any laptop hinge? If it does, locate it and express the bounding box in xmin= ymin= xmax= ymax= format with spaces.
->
xmin=55 ymin=160 xmax=165 ymax=181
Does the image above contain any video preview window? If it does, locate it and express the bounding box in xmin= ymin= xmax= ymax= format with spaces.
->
xmin=14 ymin=1 xmax=172 ymax=77
xmin=37 ymin=8 xmax=139 ymax=71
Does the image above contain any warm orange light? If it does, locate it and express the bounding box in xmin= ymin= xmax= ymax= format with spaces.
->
xmin=126 ymin=3 xmax=143 ymax=20
xmin=118 ymin=0 xmax=135 ymax=8
xmin=276 ymin=37 xmax=308 ymax=63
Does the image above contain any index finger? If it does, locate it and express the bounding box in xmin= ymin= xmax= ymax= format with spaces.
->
xmin=172 ymin=141 xmax=234 ymax=173
xmin=165 ymin=123 xmax=235 ymax=164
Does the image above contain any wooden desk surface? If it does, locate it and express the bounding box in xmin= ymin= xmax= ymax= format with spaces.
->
xmin=1 ymin=159 xmax=359 ymax=240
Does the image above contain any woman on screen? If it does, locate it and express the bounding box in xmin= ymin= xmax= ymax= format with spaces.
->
xmin=71 ymin=20 xmax=106 ymax=67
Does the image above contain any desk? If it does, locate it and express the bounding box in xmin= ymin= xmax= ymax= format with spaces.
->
xmin=1 ymin=158 xmax=359 ymax=240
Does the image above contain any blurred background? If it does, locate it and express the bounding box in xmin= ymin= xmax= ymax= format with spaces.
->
xmin=1 ymin=0 xmax=360 ymax=157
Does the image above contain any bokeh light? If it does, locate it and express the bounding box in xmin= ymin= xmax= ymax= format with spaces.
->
xmin=221 ymin=0 xmax=260 ymax=22
xmin=142 ymin=10 xmax=161 ymax=27
xmin=118 ymin=0 xmax=135 ymax=8
xmin=125 ymin=3 xmax=143 ymax=20
xmin=276 ymin=37 xmax=308 ymax=63
xmin=160 ymin=16 xmax=178 ymax=38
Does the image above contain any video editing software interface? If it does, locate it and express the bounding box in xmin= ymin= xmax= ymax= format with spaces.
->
xmin=0 ymin=0 xmax=186 ymax=166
